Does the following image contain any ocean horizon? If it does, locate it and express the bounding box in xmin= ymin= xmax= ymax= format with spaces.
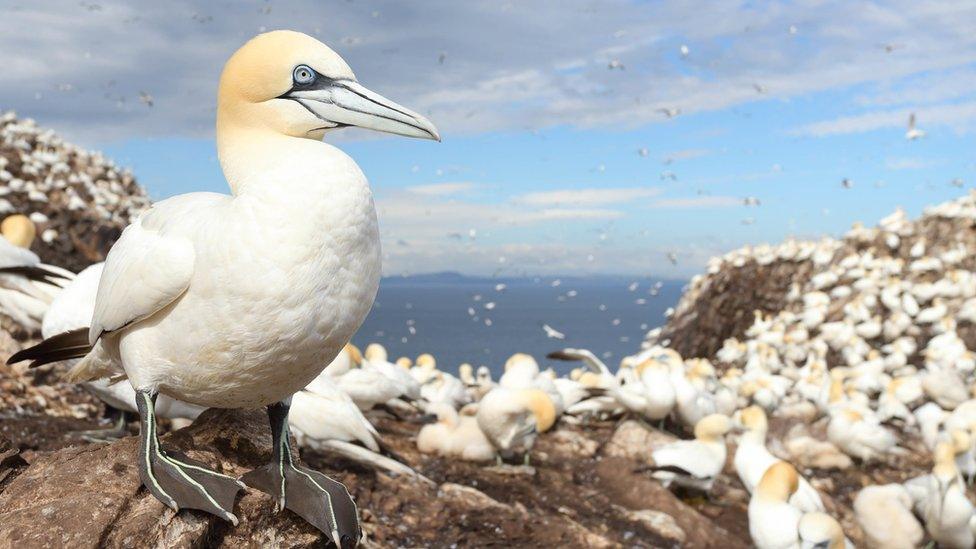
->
xmin=351 ymin=272 xmax=685 ymax=377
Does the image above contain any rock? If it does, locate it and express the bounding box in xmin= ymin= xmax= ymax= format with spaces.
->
xmin=438 ymin=482 xmax=519 ymax=515
xmin=602 ymin=420 xmax=677 ymax=464
xmin=538 ymin=427 xmax=599 ymax=459
xmin=594 ymin=457 xmax=749 ymax=549
xmin=0 ymin=408 xmax=326 ymax=547
xmin=614 ymin=506 xmax=686 ymax=545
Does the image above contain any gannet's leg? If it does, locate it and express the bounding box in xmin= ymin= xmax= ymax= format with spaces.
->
xmin=77 ymin=409 xmax=131 ymax=443
xmin=135 ymin=389 xmax=243 ymax=523
xmin=241 ymin=399 xmax=362 ymax=548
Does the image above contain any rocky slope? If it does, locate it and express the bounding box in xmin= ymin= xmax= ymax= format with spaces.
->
xmin=0 ymin=111 xmax=151 ymax=273
xmin=660 ymin=192 xmax=976 ymax=361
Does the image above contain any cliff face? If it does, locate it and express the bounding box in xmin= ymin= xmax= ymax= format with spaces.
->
xmin=660 ymin=191 xmax=976 ymax=363
xmin=0 ymin=111 xmax=151 ymax=272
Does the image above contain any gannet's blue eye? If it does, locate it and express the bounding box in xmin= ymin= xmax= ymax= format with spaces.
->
xmin=293 ymin=65 xmax=315 ymax=85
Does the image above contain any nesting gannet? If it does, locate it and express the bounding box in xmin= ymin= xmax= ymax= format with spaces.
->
xmin=853 ymin=484 xmax=924 ymax=549
xmin=827 ymin=406 xmax=901 ymax=461
xmin=476 ymin=387 xmax=555 ymax=462
xmin=417 ymin=403 xmax=495 ymax=462
xmin=910 ymin=440 xmax=976 ymax=548
xmin=797 ymin=512 xmax=852 ymax=549
xmin=10 ymin=30 xmax=438 ymax=545
xmin=645 ymin=414 xmax=730 ymax=492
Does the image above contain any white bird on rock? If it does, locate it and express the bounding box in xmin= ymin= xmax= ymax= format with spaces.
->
xmin=10 ymin=30 xmax=439 ymax=545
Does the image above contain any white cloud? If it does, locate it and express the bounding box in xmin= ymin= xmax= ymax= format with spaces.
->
xmin=791 ymin=101 xmax=976 ymax=137
xmin=514 ymin=187 xmax=662 ymax=206
xmin=406 ymin=182 xmax=478 ymax=196
xmin=2 ymin=1 xmax=976 ymax=143
xmin=649 ymin=196 xmax=741 ymax=209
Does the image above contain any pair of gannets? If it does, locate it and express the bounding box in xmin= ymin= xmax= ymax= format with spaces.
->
xmin=748 ymin=461 xmax=851 ymax=549
xmin=905 ymin=437 xmax=976 ymax=548
xmin=11 ymin=30 xmax=439 ymax=546
xmin=733 ymin=406 xmax=824 ymax=512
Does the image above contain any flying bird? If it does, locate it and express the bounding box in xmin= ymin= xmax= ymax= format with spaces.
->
xmin=657 ymin=107 xmax=681 ymax=119
xmin=138 ymin=91 xmax=154 ymax=107
xmin=905 ymin=112 xmax=926 ymax=140
xmin=842 ymin=178 xmax=854 ymax=189
xmin=542 ymin=323 xmax=566 ymax=340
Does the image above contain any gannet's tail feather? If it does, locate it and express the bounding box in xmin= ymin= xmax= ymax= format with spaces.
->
xmin=0 ymin=265 xmax=73 ymax=285
xmin=7 ymin=327 xmax=91 ymax=369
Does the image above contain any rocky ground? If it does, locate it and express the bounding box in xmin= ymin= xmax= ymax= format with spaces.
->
xmin=0 ymin=344 xmax=750 ymax=548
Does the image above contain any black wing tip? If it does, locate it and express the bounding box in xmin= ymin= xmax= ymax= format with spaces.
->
xmin=546 ymin=350 xmax=577 ymax=361
xmin=7 ymin=327 xmax=91 ymax=368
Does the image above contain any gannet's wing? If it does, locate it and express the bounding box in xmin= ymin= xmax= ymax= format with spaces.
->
xmin=0 ymin=236 xmax=40 ymax=268
xmin=89 ymin=198 xmax=203 ymax=344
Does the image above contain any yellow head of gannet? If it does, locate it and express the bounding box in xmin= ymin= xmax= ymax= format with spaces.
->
xmin=694 ymin=413 xmax=732 ymax=442
xmin=458 ymin=363 xmax=474 ymax=384
xmin=364 ymin=343 xmax=387 ymax=362
xmin=756 ymin=461 xmax=799 ymax=502
xmin=344 ymin=343 xmax=363 ymax=366
xmin=518 ymin=388 xmax=557 ymax=433
xmin=504 ymin=352 xmax=538 ymax=371
xmin=396 ymin=357 xmax=412 ymax=369
xmin=1 ymin=215 xmax=35 ymax=248
xmin=738 ymin=405 xmax=769 ymax=434
xmin=218 ymin=30 xmax=438 ymax=142
xmin=416 ymin=353 xmax=436 ymax=370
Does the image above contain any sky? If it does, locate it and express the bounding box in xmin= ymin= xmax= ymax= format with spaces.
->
xmin=1 ymin=0 xmax=975 ymax=277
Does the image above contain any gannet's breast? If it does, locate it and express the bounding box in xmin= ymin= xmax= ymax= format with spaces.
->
xmin=114 ymin=146 xmax=381 ymax=409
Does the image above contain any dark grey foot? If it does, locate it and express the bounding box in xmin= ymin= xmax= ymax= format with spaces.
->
xmin=136 ymin=390 xmax=243 ymax=523
xmin=77 ymin=409 xmax=131 ymax=443
xmin=241 ymin=400 xmax=361 ymax=548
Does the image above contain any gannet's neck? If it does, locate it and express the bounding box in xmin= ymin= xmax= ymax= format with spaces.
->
xmin=217 ymin=123 xmax=352 ymax=196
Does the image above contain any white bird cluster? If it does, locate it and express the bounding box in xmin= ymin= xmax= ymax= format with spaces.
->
xmin=652 ymin=190 xmax=976 ymax=547
xmin=0 ymin=111 xmax=151 ymax=270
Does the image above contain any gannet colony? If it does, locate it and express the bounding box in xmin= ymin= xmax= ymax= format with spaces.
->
xmin=2 ymin=38 xmax=976 ymax=549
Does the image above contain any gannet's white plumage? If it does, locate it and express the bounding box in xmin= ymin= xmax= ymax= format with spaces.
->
xmin=41 ymin=262 xmax=203 ymax=420
xmin=648 ymin=413 xmax=730 ymax=491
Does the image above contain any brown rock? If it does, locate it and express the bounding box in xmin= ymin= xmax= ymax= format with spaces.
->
xmin=602 ymin=420 xmax=678 ymax=464
xmin=0 ymin=408 xmax=328 ymax=547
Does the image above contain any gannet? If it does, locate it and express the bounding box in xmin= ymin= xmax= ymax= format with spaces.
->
xmin=853 ymin=484 xmax=924 ymax=549
xmin=417 ymin=403 xmax=495 ymax=462
xmin=476 ymin=387 xmax=555 ymax=462
xmin=645 ymin=414 xmax=730 ymax=492
xmin=10 ymin=30 xmax=438 ymax=546
xmin=797 ymin=512 xmax=852 ymax=548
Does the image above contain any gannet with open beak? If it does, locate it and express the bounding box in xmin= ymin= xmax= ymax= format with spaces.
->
xmin=10 ymin=30 xmax=438 ymax=546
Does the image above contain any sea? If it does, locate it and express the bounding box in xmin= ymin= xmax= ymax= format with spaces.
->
xmin=350 ymin=273 xmax=685 ymax=378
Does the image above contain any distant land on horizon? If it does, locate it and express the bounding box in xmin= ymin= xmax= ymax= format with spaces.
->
xmin=381 ymin=271 xmax=690 ymax=286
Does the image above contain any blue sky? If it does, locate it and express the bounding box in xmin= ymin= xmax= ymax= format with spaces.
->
xmin=1 ymin=1 xmax=975 ymax=276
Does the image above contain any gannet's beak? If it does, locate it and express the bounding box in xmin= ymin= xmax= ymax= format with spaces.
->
xmin=285 ymin=79 xmax=440 ymax=141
